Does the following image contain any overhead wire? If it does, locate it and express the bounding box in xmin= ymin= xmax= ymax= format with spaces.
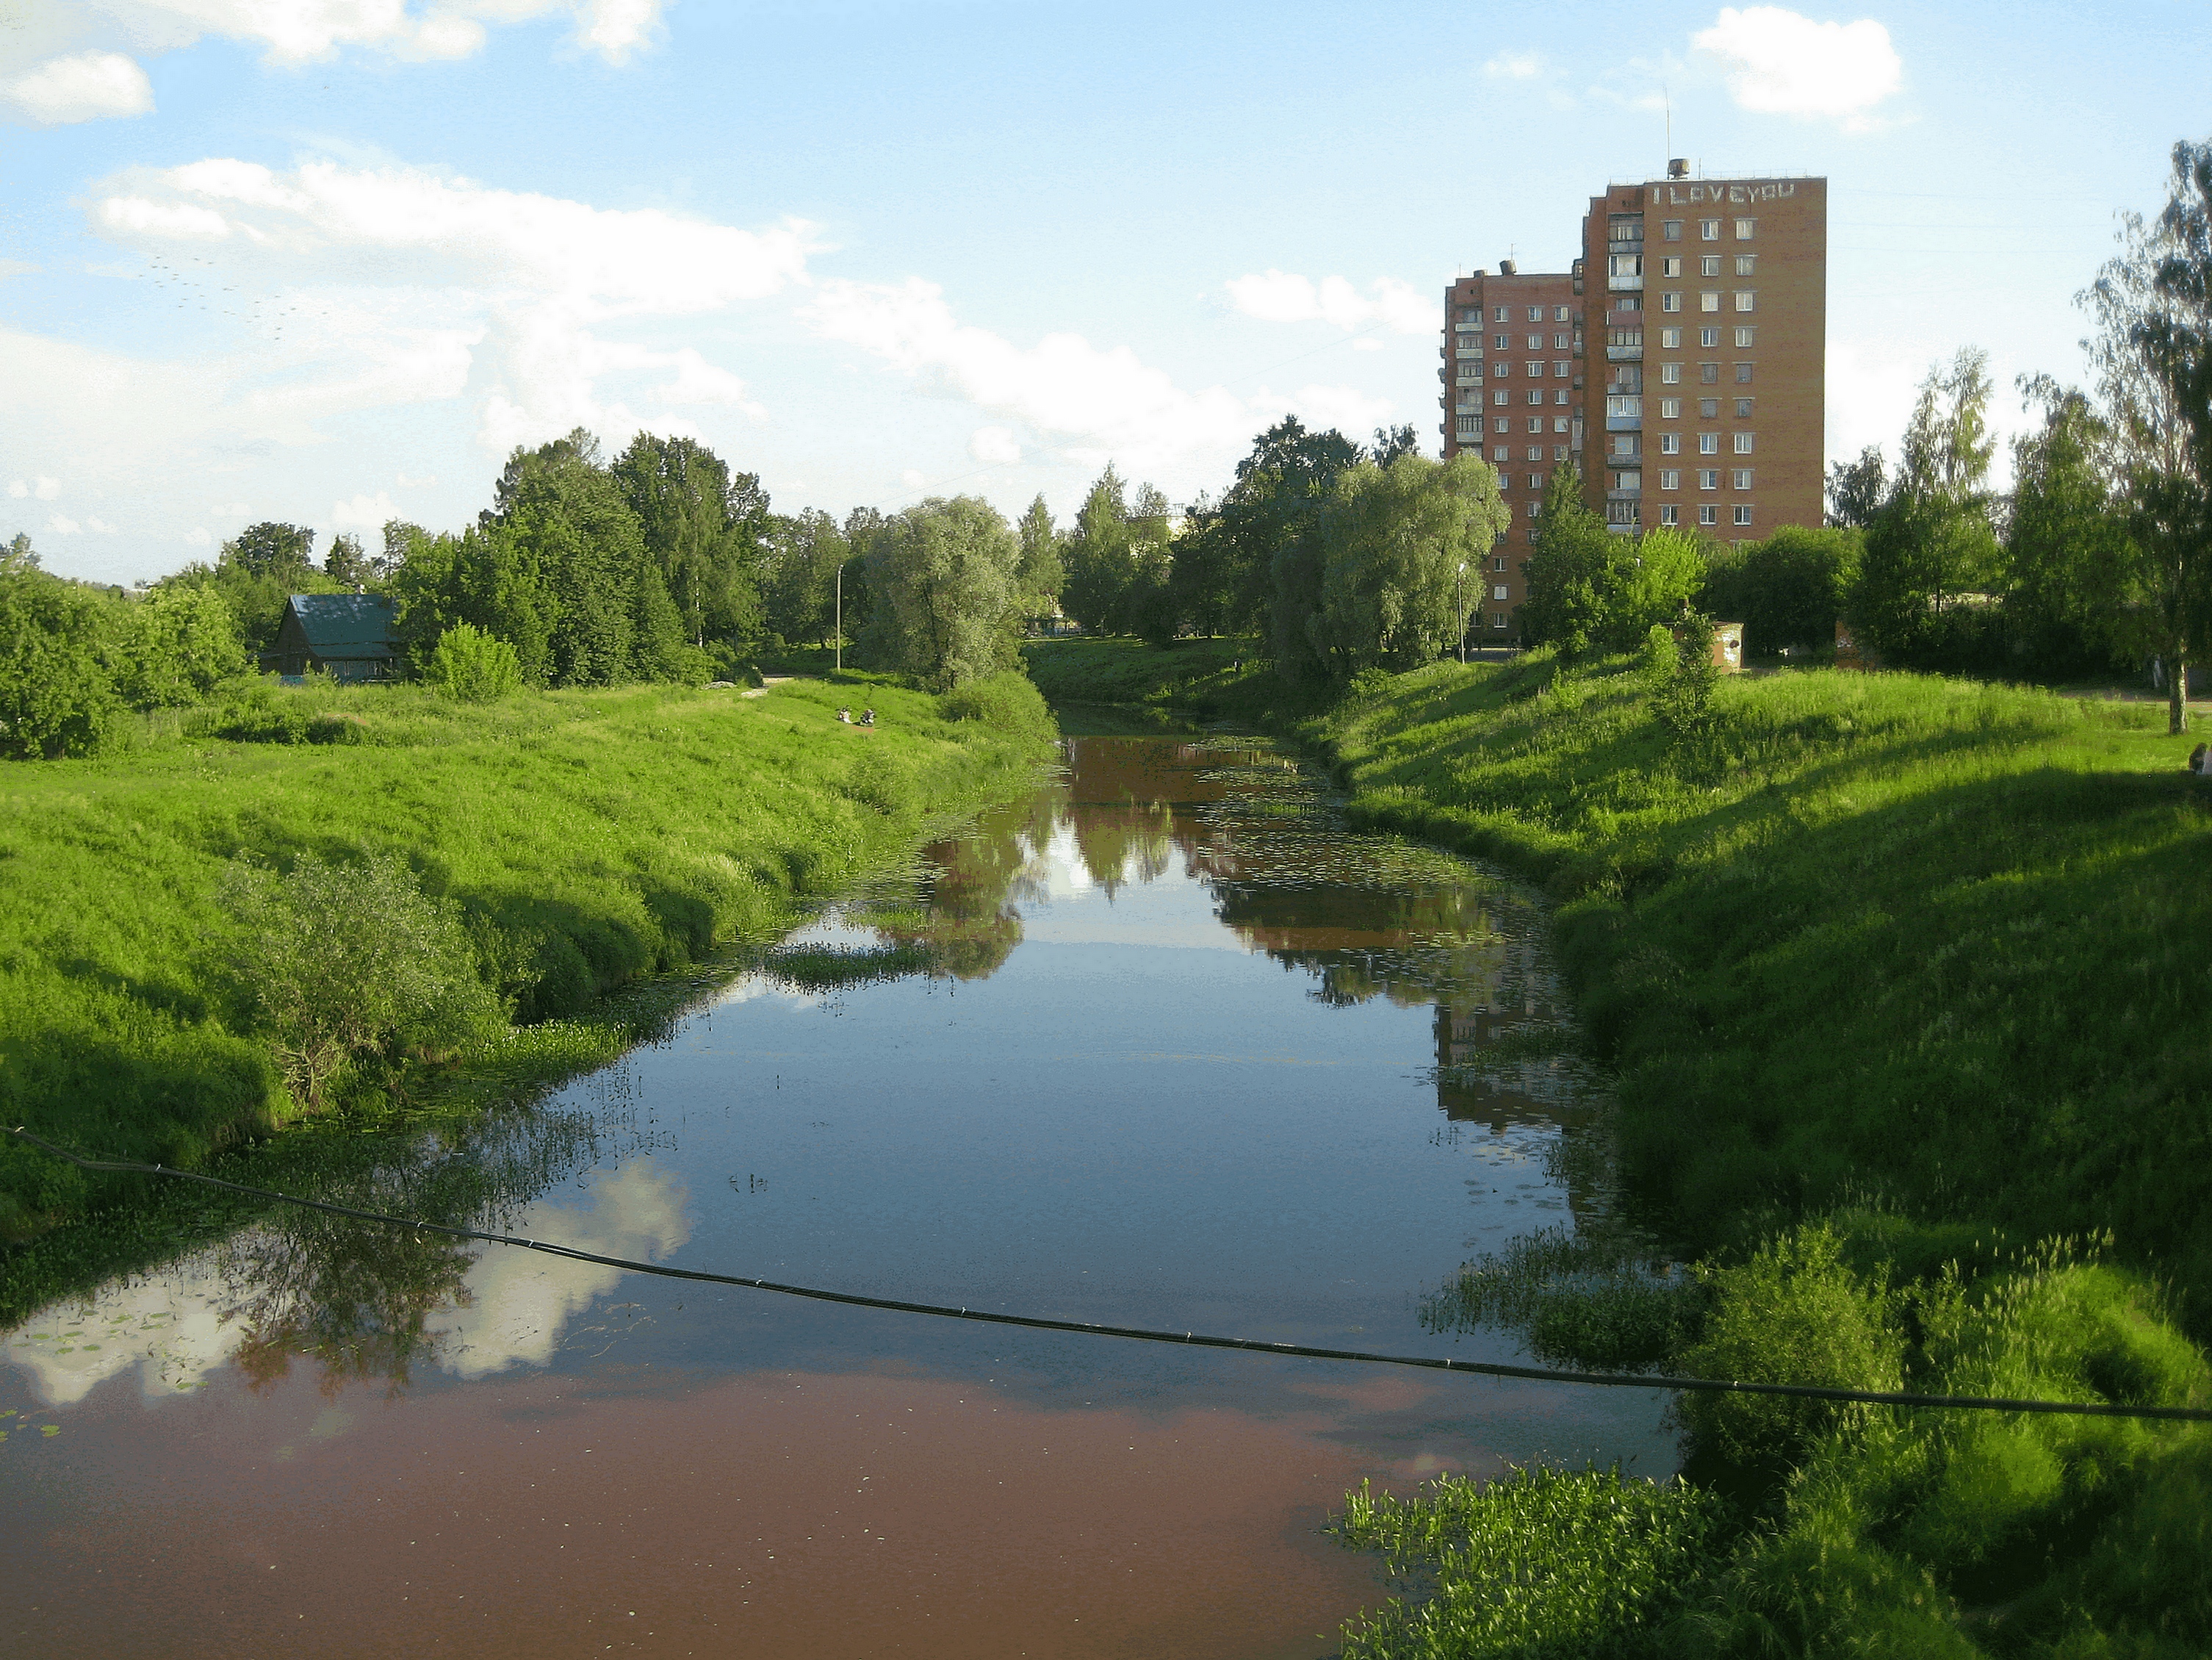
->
xmin=10 ymin=1126 xmax=2208 ymax=1423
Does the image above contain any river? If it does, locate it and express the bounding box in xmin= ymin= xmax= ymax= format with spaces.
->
xmin=1 ymin=730 xmax=1676 ymax=1659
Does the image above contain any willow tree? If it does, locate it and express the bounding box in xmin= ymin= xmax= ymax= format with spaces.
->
xmin=860 ymin=495 xmax=1023 ymax=690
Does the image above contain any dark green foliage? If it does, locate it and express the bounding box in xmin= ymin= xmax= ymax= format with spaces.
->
xmin=1424 ymin=1225 xmax=1701 ymax=1371
xmin=1701 ymin=525 xmax=1861 ymax=654
xmin=612 ymin=431 xmax=768 ymax=647
xmin=0 ymin=564 xmax=120 ymax=757
xmin=1648 ymin=611 xmax=1720 ymax=744
xmin=1334 ymin=1465 xmax=1729 ymax=1659
xmin=861 ymin=495 xmax=1026 ymax=689
xmin=1521 ymin=464 xmax=1624 ymax=651
xmin=1826 ymin=444 xmax=1887 ymax=528
xmin=937 ymin=669 xmax=1057 ymax=746
xmin=220 ymin=852 xmax=508 ymax=1109
xmin=324 ymin=531 xmax=371 ymax=588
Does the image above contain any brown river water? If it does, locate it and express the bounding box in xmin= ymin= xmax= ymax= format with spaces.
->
xmin=1 ymin=731 xmax=1676 ymax=1659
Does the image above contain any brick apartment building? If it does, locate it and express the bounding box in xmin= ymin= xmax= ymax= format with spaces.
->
xmin=1441 ymin=165 xmax=1826 ymax=639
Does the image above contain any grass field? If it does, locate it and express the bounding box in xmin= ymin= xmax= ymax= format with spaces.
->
xmin=1301 ymin=651 xmax=2212 ymax=1656
xmin=0 ymin=670 xmax=1054 ymax=1263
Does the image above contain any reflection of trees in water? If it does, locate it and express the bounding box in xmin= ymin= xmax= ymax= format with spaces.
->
xmin=854 ymin=781 xmax=1065 ymax=982
xmin=209 ymin=1107 xmax=615 ymax=1397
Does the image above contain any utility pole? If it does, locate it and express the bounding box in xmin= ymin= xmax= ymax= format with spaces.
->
xmin=835 ymin=563 xmax=843 ymax=675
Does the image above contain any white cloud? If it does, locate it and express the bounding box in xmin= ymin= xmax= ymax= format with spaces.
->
xmin=87 ymin=516 xmax=116 ymax=531
xmin=1223 ymin=271 xmax=1432 ymax=334
xmin=208 ymin=500 xmax=252 ymax=516
xmin=571 ymin=0 xmax=666 ymax=64
xmin=900 ymin=468 xmax=926 ymax=488
xmin=48 ymin=512 xmax=81 ymax=533
xmin=331 ymin=490 xmax=399 ymax=528
xmin=969 ymin=425 xmax=1021 ymax=464
xmin=0 ymin=50 xmax=153 ymax=124
xmin=82 ymin=156 xmax=821 ymax=453
xmin=395 ymin=470 xmax=437 ymax=487
xmin=0 ymin=259 xmax=39 ymax=279
xmin=26 ymin=477 xmax=62 ymax=500
xmin=802 ymin=276 xmax=1391 ymax=488
xmin=1692 ymin=7 xmax=1902 ymax=126
xmin=1483 ymin=51 xmax=1545 ymax=80
xmin=183 ymin=526 xmax=213 ymax=546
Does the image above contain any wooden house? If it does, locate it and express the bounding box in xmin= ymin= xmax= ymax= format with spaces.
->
xmin=263 ymin=594 xmax=399 ymax=682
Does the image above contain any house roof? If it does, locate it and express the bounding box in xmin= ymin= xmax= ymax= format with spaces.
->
xmin=287 ymin=593 xmax=397 ymax=659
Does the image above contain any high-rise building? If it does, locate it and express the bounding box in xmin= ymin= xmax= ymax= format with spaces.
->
xmin=1441 ymin=165 xmax=1826 ymax=638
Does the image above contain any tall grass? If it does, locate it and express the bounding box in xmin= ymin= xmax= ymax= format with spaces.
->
xmin=0 ymin=671 xmax=1053 ymax=1254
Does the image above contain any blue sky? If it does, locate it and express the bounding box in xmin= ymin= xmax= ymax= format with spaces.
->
xmin=2 ymin=0 xmax=2207 ymax=584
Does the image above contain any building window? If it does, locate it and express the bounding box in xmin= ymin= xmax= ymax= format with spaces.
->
xmin=1696 ymin=327 xmax=1718 ymax=348
xmin=1656 ymin=327 xmax=1678 ymax=349
xmin=1553 ymin=331 xmax=1569 ymax=348
xmin=1493 ymin=556 xmax=1507 ymax=572
xmin=1527 ymin=473 xmax=1541 ymax=489
xmin=1527 ymin=417 xmax=1543 ymax=434
xmin=1554 ymin=441 xmax=1569 ymax=456
xmin=1732 ymin=469 xmax=1754 ymax=490
xmin=1700 ymin=255 xmax=1721 ymax=277
xmin=1527 ymin=390 xmax=1543 ymax=406
xmin=1661 ymin=292 xmax=1682 ymax=313
xmin=1554 ymin=418 xmax=1569 ymax=435
xmin=1660 ymin=256 xmax=1682 ymax=278
xmin=1525 ymin=359 xmax=1542 ymax=376
xmin=1735 ymin=327 xmax=1755 ymax=348
xmin=1662 ymin=400 xmax=1683 ymax=421
xmin=1660 ymin=503 xmax=1679 ymax=525
xmin=1659 ymin=431 xmax=1681 ymax=453
xmin=1493 ymin=391 xmax=1508 ymax=407
xmin=1493 ymin=445 xmax=1509 ymax=461
xmin=1700 ymin=219 xmax=1721 ymax=240
xmin=1734 ymin=362 xmax=1754 ymax=384
xmin=1734 ymin=218 xmax=1755 ymax=240
xmin=1700 ymin=291 xmax=1721 ymax=312
xmin=1660 ymin=363 xmax=1682 ymax=384
xmin=1455 ymin=417 xmax=1480 ymax=438
xmin=1660 ymin=469 xmax=1681 ymax=490
xmin=1527 ymin=306 xmax=1543 ymax=323
xmin=1734 ymin=255 xmax=1757 ymax=276
xmin=1553 ymin=359 xmax=1568 ymax=377
xmin=1527 ymin=501 xmax=1541 ymax=519
xmin=1734 ymin=432 xmax=1754 ymax=454
xmin=1527 ymin=334 xmax=1543 ymax=351
xmin=1492 ymin=611 xmax=1508 ymax=628
xmin=1701 ymin=362 xmax=1721 ymax=384
xmin=1494 ymin=333 xmax=1510 ymax=349
xmin=1554 ymin=388 xmax=1570 ymax=405
xmin=1699 ymin=504 xmax=1719 ymax=525
xmin=1698 ymin=469 xmax=1720 ymax=490
xmin=1555 ymin=306 xmax=1570 ymax=322
xmin=1734 ymin=291 xmax=1755 ymax=312
xmin=1494 ymin=417 xmax=1509 ymax=432
xmin=1662 ymin=219 xmax=1683 ymax=241
xmin=1698 ymin=432 xmax=1719 ymax=455
xmin=1494 ymin=306 xmax=1509 ymax=323
xmin=1735 ymin=398 xmax=1754 ymax=417
xmin=1611 ymin=434 xmax=1638 ymax=457
xmin=1734 ymin=503 xmax=1754 ymax=525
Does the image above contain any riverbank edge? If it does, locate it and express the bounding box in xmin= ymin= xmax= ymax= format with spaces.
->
xmin=0 ymin=674 xmax=1061 ymax=1325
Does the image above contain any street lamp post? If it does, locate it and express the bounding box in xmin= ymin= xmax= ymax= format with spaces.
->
xmin=835 ymin=563 xmax=843 ymax=675
xmin=1456 ymin=561 xmax=1466 ymax=664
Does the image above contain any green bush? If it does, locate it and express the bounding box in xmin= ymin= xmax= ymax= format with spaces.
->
xmin=1336 ymin=1465 xmax=1728 ymax=1659
xmin=424 ymin=622 xmax=524 ymax=703
xmin=0 ymin=568 xmax=120 ymax=758
xmin=1674 ymin=1222 xmax=1904 ymax=1464
xmin=219 ymin=852 xmax=507 ymax=1109
xmin=936 ymin=669 xmax=1057 ymax=746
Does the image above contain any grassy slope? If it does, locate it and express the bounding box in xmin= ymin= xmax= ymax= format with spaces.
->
xmin=0 ymin=672 xmax=1050 ymax=1246
xmin=1020 ymin=636 xmax=1276 ymax=718
xmin=1315 ymin=656 xmax=2212 ymax=1307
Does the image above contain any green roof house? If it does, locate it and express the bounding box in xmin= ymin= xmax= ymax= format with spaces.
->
xmin=264 ymin=594 xmax=400 ymax=682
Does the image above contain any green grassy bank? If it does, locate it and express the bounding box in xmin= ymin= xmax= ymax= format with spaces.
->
xmin=1300 ymin=653 xmax=2212 ymax=1656
xmin=1021 ymin=636 xmax=1275 ymax=719
xmin=0 ymin=671 xmax=1054 ymax=1273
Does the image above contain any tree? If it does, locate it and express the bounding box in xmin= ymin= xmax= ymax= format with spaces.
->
xmin=0 ymin=564 xmax=118 ymax=758
xmin=484 ymin=428 xmax=651 ymax=685
xmin=1702 ymin=526 xmax=1861 ymax=654
xmin=114 ymin=583 xmax=248 ymax=708
xmin=2 ymin=532 xmax=37 ymax=573
xmin=1230 ymin=417 xmax=1366 ymax=649
xmin=1370 ymin=423 xmax=1422 ymax=466
xmin=860 ymin=495 xmax=1023 ymax=689
xmin=2005 ymin=377 xmax=2133 ymax=677
xmin=1520 ymin=464 xmax=1615 ymax=651
xmin=1059 ymin=464 xmax=1139 ymax=633
xmin=228 ymin=521 xmax=317 ymax=583
xmin=1607 ymin=527 xmax=1710 ymax=650
xmin=423 ymin=622 xmax=522 ymax=703
xmin=763 ymin=509 xmax=851 ymax=647
xmin=1825 ymin=446 xmax=1887 ymax=528
xmin=1854 ymin=348 xmax=2003 ymax=664
xmin=324 ymin=532 xmax=372 ymax=588
xmin=2084 ymin=136 xmax=2212 ymax=733
xmin=1014 ymin=494 xmax=1064 ymax=621
xmin=1305 ymin=451 xmax=1510 ymax=679
xmin=612 ymin=432 xmax=768 ymax=647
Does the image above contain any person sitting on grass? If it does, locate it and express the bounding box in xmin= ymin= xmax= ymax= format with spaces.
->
xmin=2191 ymin=741 xmax=2207 ymax=778
xmin=860 ymin=707 xmax=876 ymax=727
xmin=837 ymin=706 xmax=852 ymax=724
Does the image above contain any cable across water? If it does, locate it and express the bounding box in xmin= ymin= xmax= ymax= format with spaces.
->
xmin=10 ymin=1125 xmax=2210 ymax=1423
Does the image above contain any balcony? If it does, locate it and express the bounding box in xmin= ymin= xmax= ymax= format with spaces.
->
xmin=1606 ymin=344 xmax=1643 ymax=362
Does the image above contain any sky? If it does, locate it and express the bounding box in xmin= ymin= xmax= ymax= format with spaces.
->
xmin=1 ymin=0 xmax=2207 ymax=586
